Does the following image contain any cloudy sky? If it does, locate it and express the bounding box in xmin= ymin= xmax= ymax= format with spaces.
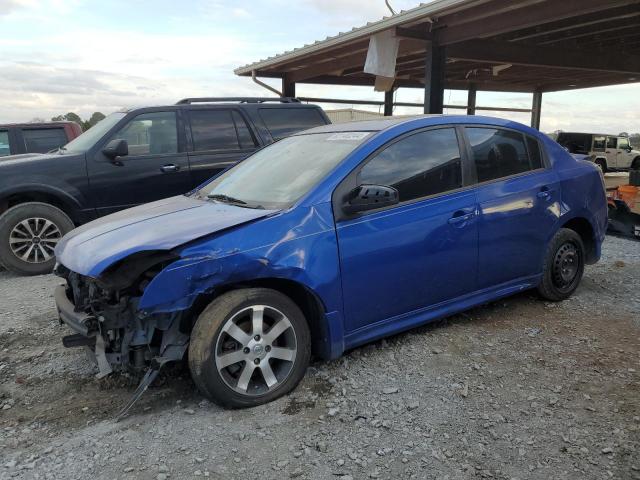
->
xmin=1 ymin=0 xmax=638 ymax=133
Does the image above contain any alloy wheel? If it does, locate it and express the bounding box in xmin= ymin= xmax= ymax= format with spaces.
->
xmin=9 ymin=217 xmax=62 ymax=264
xmin=215 ymin=305 xmax=297 ymax=396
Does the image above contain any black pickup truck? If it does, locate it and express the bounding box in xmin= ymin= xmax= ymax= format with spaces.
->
xmin=0 ymin=98 xmax=329 ymax=275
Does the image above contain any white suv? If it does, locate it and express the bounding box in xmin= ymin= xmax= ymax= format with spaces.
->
xmin=557 ymin=132 xmax=640 ymax=172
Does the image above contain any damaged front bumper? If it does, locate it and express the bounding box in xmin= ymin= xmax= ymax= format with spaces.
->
xmin=55 ymin=269 xmax=190 ymax=379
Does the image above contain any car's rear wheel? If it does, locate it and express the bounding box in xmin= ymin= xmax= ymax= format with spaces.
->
xmin=0 ymin=202 xmax=74 ymax=276
xmin=537 ymin=228 xmax=585 ymax=302
xmin=594 ymin=158 xmax=607 ymax=173
xmin=189 ymin=288 xmax=311 ymax=408
xmin=631 ymin=157 xmax=640 ymax=171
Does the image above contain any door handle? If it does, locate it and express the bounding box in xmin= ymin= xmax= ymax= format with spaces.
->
xmin=537 ymin=190 xmax=551 ymax=200
xmin=448 ymin=211 xmax=475 ymax=226
xmin=160 ymin=164 xmax=179 ymax=173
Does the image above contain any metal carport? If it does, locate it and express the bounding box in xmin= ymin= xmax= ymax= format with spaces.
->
xmin=235 ymin=0 xmax=640 ymax=129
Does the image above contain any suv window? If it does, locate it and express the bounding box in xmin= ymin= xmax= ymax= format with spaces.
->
xmin=618 ymin=137 xmax=630 ymax=150
xmin=259 ymin=108 xmax=326 ymax=140
xmin=109 ymin=112 xmax=177 ymax=156
xmin=190 ymin=110 xmax=256 ymax=151
xmin=359 ymin=128 xmax=462 ymax=203
xmin=593 ymin=136 xmax=606 ymax=152
xmin=466 ymin=128 xmax=535 ymax=183
xmin=0 ymin=130 xmax=9 ymax=157
xmin=21 ymin=128 xmax=67 ymax=153
xmin=606 ymin=137 xmax=617 ymax=149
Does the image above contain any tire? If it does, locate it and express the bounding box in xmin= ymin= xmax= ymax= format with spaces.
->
xmin=630 ymin=169 xmax=640 ymax=187
xmin=537 ymin=228 xmax=585 ymax=302
xmin=0 ymin=202 xmax=75 ymax=276
xmin=189 ymin=288 xmax=311 ymax=408
xmin=631 ymin=157 xmax=640 ymax=171
xmin=594 ymin=158 xmax=607 ymax=173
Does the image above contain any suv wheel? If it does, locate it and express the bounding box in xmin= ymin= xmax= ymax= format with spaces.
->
xmin=0 ymin=202 xmax=74 ymax=276
xmin=537 ymin=228 xmax=585 ymax=302
xmin=594 ymin=158 xmax=607 ymax=173
xmin=189 ymin=288 xmax=311 ymax=408
xmin=632 ymin=157 xmax=640 ymax=171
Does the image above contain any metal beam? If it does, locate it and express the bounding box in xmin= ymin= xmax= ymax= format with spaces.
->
xmin=424 ymin=40 xmax=446 ymax=114
xmin=384 ymin=90 xmax=394 ymax=116
xmin=282 ymin=74 xmax=296 ymax=98
xmin=531 ymin=91 xmax=542 ymax=130
xmin=467 ymin=84 xmax=477 ymax=115
xmin=447 ymin=39 xmax=640 ymax=74
xmin=438 ymin=0 xmax=640 ymax=45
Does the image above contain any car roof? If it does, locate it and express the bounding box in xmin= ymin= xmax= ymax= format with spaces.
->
xmin=559 ymin=132 xmax=617 ymax=137
xmin=0 ymin=121 xmax=77 ymax=128
xmin=298 ymin=114 xmax=535 ymax=135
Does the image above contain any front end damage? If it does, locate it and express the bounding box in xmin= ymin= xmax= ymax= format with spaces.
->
xmin=54 ymin=252 xmax=190 ymax=379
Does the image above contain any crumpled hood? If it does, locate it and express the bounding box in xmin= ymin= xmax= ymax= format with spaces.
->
xmin=55 ymin=195 xmax=278 ymax=277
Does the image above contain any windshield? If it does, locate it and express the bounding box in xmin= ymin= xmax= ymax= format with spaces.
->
xmin=195 ymin=132 xmax=371 ymax=209
xmin=63 ymin=112 xmax=127 ymax=153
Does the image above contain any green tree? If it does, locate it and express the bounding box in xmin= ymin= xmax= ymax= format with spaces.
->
xmin=51 ymin=112 xmax=106 ymax=131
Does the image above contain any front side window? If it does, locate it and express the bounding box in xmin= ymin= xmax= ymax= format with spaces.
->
xmin=22 ymin=128 xmax=67 ymax=153
xmin=108 ymin=111 xmax=177 ymax=156
xmin=0 ymin=131 xmax=9 ymax=157
xmin=64 ymin=112 xmax=126 ymax=153
xmin=618 ymin=137 xmax=630 ymax=150
xmin=259 ymin=108 xmax=326 ymax=140
xmin=196 ymin=132 xmax=370 ymax=209
xmin=466 ymin=128 xmax=534 ymax=183
xmin=359 ymin=128 xmax=462 ymax=203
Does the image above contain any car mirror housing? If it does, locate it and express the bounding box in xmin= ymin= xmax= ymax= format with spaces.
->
xmin=343 ymin=184 xmax=399 ymax=214
xmin=102 ymin=139 xmax=128 ymax=159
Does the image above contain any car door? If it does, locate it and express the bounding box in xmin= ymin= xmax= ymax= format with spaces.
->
xmin=605 ymin=136 xmax=619 ymax=168
xmin=186 ymin=109 xmax=258 ymax=188
xmin=616 ymin=137 xmax=634 ymax=169
xmin=335 ymin=127 xmax=478 ymax=333
xmin=464 ymin=127 xmax=560 ymax=289
xmin=87 ymin=110 xmax=191 ymax=216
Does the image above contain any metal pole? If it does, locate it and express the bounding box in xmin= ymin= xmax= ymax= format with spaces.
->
xmin=424 ymin=39 xmax=445 ymax=114
xmin=384 ymin=90 xmax=394 ymax=116
xmin=282 ymin=74 xmax=296 ymax=98
xmin=467 ymin=84 xmax=477 ymax=116
xmin=531 ymin=90 xmax=542 ymax=130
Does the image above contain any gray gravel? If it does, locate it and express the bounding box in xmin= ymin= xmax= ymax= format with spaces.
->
xmin=1 ymin=236 xmax=638 ymax=480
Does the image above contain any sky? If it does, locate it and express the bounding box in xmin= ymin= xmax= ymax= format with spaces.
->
xmin=0 ymin=0 xmax=639 ymax=134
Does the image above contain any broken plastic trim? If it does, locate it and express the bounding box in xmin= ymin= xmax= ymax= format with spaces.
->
xmin=96 ymin=250 xmax=179 ymax=290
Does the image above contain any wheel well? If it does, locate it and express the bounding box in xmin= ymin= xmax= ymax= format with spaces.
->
xmin=189 ymin=278 xmax=330 ymax=359
xmin=0 ymin=192 xmax=78 ymax=224
xmin=561 ymin=217 xmax=596 ymax=264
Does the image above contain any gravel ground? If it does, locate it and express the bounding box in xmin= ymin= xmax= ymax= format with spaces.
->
xmin=1 ymin=236 xmax=638 ymax=480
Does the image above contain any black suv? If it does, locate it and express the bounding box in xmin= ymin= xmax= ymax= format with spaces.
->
xmin=0 ymin=98 xmax=330 ymax=275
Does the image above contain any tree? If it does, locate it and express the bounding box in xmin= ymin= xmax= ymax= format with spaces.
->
xmin=51 ymin=112 xmax=106 ymax=131
xmin=88 ymin=112 xmax=106 ymax=128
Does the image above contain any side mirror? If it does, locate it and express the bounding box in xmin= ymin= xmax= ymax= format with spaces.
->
xmin=343 ymin=184 xmax=399 ymax=214
xmin=102 ymin=139 xmax=128 ymax=160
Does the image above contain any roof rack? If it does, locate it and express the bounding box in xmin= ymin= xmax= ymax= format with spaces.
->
xmin=176 ymin=97 xmax=301 ymax=105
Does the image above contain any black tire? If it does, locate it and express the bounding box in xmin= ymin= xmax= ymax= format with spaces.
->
xmin=0 ymin=202 xmax=74 ymax=276
xmin=594 ymin=158 xmax=607 ymax=173
xmin=537 ymin=228 xmax=585 ymax=302
xmin=630 ymin=168 xmax=640 ymax=187
xmin=189 ymin=288 xmax=311 ymax=408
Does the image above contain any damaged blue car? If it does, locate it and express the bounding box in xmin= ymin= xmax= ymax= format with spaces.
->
xmin=54 ymin=116 xmax=607 ymax=409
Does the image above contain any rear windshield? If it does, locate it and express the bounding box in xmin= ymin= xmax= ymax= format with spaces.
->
xmin=259 ymin=108 xmax=327 ymax=140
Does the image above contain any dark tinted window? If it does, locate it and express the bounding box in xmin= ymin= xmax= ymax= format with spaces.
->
xmin=259 ymin=108 xmax=326 ymax=140
xmin=232 ymin=111 xmax=257 ymax=149
xmin=0 ymin=130 xmax=9 ymax=157
xmin=190 ymin=110 xmax=239 ymax=151
xmin=466 ymin=128 xmax=533 ymax=183
xmin=21 ymin=128 xmax=67 ymax=153
xmin=606 ymin=137 xmax=617 ymax=149
xmin=593 ymin=136 xmax=606 ymax=151
xmin=108 ymin=111 xmax=177 ymax=156
xmin=556 ymin=133 xmax=591 ymax=154
xmin=359 ymin=128 xmax=462 ymax=203
xmin=526 ymin=137 xmax=543 ymax=170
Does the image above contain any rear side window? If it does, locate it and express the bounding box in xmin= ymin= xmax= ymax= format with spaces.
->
xmin=359 ymin=128 xmax=463 ymax=203
xmin=21 ymin=128 xmax=67 ymax=153
xmin=466 ymin=128 xmax=535 ymax=183
xmin=259 ymin=108 xmax=326 ymax=140
xmin=189 ymin=110 xmax=257 ymax=151
xmin=526 ymin=137 xmax=543 ymax=170
xmin=556 ymin=133 xmax=590 ymax=154
xmin=593 ymin=136 xmax=606 ymax=152
xmin=0 ymin=130 xmax=9 ymax=156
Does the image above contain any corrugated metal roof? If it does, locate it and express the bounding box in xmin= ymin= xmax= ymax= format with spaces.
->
xmin=234 ymin=0 xmax=476 ymax=75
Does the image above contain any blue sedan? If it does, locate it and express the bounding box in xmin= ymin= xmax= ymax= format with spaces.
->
xmin=54 ymin=115 xmax=608 ymax=409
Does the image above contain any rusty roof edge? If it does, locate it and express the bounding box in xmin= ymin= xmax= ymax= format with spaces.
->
xmin=234 ymin=0 xmax=480 ymax=76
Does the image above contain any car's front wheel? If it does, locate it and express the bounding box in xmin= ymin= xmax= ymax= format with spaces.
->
xmin=537 ymin=228 xmax=585 ymax=302
xmin=0 ymin=202 xmax=75 ymax=276
xmin=189 ymin=288 xmax=311 ymax=408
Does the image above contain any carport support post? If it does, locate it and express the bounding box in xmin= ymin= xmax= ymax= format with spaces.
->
xmin=531 ymin=90 xmax=542 ymax=130
xmin=282 ymin=75 xmax=296 ymax=98
xmin=424 ymin=39 xmax=445 ymax=114
xmin=384 ymin=89 xmax=394 ymax=116
xmin=467 ymin=84 xmax=477 ymax=115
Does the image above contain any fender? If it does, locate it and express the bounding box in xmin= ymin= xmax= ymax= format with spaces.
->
xmin=0 ymin=181 xmax=88 ymax=221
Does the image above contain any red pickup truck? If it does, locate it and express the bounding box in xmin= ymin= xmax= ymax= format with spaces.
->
xmin=0 ymin=122 xmax=82 ymax=157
